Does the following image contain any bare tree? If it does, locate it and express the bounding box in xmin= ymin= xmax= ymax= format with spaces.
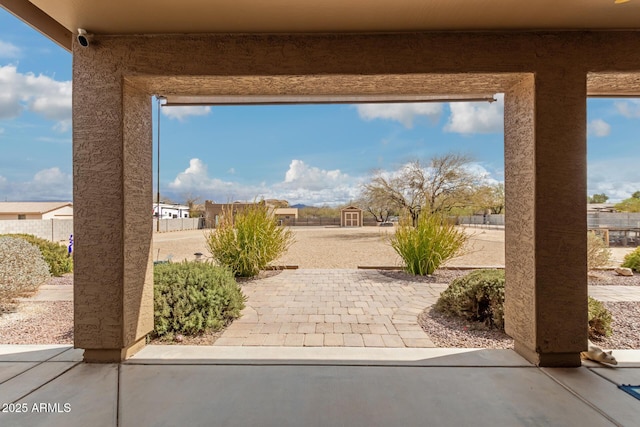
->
xmin=182 ymin=193 xmax=203 ymax=217
xmin=361 ymin=153 xmax=483 ymax=225
xmin=357 ymin=192 xmax=397 ymax=223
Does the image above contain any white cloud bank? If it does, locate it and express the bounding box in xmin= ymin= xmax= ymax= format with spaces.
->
xmin=0 ymin=65 xmax=71 ymax=131
xmin=355 ymin=103 xmax=442 ymax=128
xmin=0 ymin=167 xmax=72 ymax=201
xmin=444 ymin=94 xmax=504 ymax=134
xmin=162 ymin=106 xmax=211 ymax=122
xmin=167 ymin=158 xmax=362 ymax=205
xmin=587 ymin=119 xmax=611 ymax=137
xmin=588 ymin=157 xmax=640 ymax=202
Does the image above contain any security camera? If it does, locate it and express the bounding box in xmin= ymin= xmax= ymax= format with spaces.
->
xmin=77 ymin=29 xmax=92 ymax=47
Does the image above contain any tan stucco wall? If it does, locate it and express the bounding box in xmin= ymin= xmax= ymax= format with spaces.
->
xmin=72 ymin=31 xmax=639 ymax=363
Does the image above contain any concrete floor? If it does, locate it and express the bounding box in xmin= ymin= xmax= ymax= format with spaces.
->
xmin=1 ymin=345 xmax=639 ymax=427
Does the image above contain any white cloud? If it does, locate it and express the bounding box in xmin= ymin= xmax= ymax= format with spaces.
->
xmin=355 ymin=103 xmax=442 ymax=128
xmin=444 ymin=94 xmax=504 ymax=134
xmin=166 ymin=158 xmax=362 ymax=206
xmin=0 ymin=65 xmax=71 ymax=131
xmin=614 ymin=100 xmax=640 ymax=119
xmin=162 ymin=106 xmax=211 ymax=122
xmin=228 ymin=168 xmax=236 ymax=174
xmin=588 ymin=157 xmax=640 ymax=202
xmin=0 ymin=167 xmax=72 ymax=201
xmin=587 ymin=119 xmax=611 ymax=137
xmin=0 ymin=41 xmax=20 ymax=58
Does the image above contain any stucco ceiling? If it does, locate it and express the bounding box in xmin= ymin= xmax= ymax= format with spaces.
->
xmin=2 ymin=0 xmax=639 ymax=51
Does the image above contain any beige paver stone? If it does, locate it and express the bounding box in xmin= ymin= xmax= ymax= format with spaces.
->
xmin=348 ymin=307 xmax=364 ymax=315
xmin=259 ymin=323 xmax=283 ymax=334
xmin=368 ymin=324 xmax=389 ymax=334
xmin=303 ymin=334 xmax=324 ymax=347
xmin=243 ymin=334 xmax=269 ymax=346
xmin=340 ymin=314 xmax=358 ymax=323
xmin=213 ymin=337 xmax=246 ymax=346
xmin=263 ymin=334 xmax=287 ymax=346
xmin=324 ymin=314 xmax=341 ymax=323
xmin=309 ymin=315 xmax=324 ymax=323
xmin=324 ymin=334 xmax=344 ymax=346
xmin=297 ymin=323 xmax=316 ymax=333
xmin=381 ymin=335 xmax=406 ymax=347
xmin=284 ymin=334 xmax=305 ymax=346
xmin=343 ymin=334 xmax=365 ymax=347
xmin=362 ymin=334 xmax=385 ymax=347
xmin=333 ymin=323 xmax=352 ymax=333
xmin=316 ymin=323 xmax=334 ymax=333
xmin=351 ymin=324 xmax=370 ymax=334
xmin=399 ymin=330 xmax=429 ymax=339
xmin=221 ymin=329 xmax=252 ymax=338
xmin=402 ymin=338 xmax=436 ymax=348
xmin=279 ymin=323 xmax=300 ymax=334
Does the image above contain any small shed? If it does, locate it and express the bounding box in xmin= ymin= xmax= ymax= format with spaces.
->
xmin=340 ymin=206 xmax=363 ymax=227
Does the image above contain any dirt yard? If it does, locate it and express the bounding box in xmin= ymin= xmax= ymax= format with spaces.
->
xmin=154 ymin=225 xmax=634 ymax=269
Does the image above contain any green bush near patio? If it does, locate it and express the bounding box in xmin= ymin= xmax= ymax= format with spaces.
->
xmin=1 ymin=233 xmax=73 ymax=277
xmin=621 ymin=247 xmax=640 ymax=273
xmin=205 ymin=202 xmax=294 ymax=277
xmin=588 ymin=296 xmax=612 ymax=338
xmin=390 ymin=213 xmax=467 ymax=276
xmin=435 ymin=269 xmax=613 ymax=338
xmin=0 ymin=236 xmax=50 ymax=313
xmin=153 ymin=261 xmax=246 ymax=338
xmin=435 ymin=269 xmax=505 ymax=329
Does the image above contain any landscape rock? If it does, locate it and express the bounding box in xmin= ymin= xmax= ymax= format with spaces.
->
xmin=615 ymin=267 xmax=634 ymax=277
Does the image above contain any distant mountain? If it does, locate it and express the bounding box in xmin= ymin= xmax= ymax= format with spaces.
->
xmin=291 ymin=204 xmax=309 ymax=209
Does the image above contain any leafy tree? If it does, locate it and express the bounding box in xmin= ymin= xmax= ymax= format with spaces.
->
xmin=615 ymin=197 xmax=640 ymax=213
xmin=472 ymin=183 xmax=505 ymax=215
xmin=587 ymin=193 xmax=609 ymax=204
xmin=632 ymin=191 xmax=640 ymax=199
xmin=361 ymin=153 xmax=484 ymax=225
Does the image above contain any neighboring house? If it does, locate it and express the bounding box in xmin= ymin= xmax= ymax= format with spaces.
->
xmin=153 ymin=203 xmax=190 ymax=219
xmin=0 ymin=202 xmax=73 ymax=220
xmin=587 ymin=203 xmax=617 ymax=213
xmin=340 ymin=206 xmax=364 ymax=227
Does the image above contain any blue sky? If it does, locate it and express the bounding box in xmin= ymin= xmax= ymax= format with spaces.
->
xmin=1 ymin=9 xmax=639 ymax=206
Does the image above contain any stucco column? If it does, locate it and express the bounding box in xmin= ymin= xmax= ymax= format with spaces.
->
xmin=72 ymin=41 xmax=154 ymax=362
xmin=504 ymin=71 xmax=587 ymax=367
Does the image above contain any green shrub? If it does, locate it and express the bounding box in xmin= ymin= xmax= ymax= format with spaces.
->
xmin=588 ymin=296 xmax=612 ymax=338
xmin=205 ymin=202 xmax=294 ymax=277
xmin=435 ymin=269 xmax=614 ymax=337
xmin=435 ymin=269 xmax=506 ymax=328
xmin=0 ymin=237 xmax=50 ymax=312
xmin=2 ymin=234 xmax=73 ymax=277
xmin=587 ymin=232 xmax=611 ymax=270
xmin=621 ymin=247 xmax=640 ymax=273
xmin=389 ymin=213 xmax=468 ymax=276
xmin=153 ymin=261 xmax=246 ymax=338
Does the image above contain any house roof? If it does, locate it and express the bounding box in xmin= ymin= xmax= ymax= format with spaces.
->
xmin=0 ymin=202 xmax=73 ymax=215
xmin=1 ymin=1 xmax=638 ymax=52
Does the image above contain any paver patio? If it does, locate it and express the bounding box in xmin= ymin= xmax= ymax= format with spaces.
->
xmin=215 ymin=269 xmax=446 ymax=348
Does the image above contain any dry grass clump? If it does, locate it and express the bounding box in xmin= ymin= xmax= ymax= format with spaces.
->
xmin=0 ymin=236 xmax=50 ymax=313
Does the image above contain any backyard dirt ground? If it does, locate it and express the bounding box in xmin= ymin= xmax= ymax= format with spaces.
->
xmin=153 ymin=225 xmax=634 ymax=269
